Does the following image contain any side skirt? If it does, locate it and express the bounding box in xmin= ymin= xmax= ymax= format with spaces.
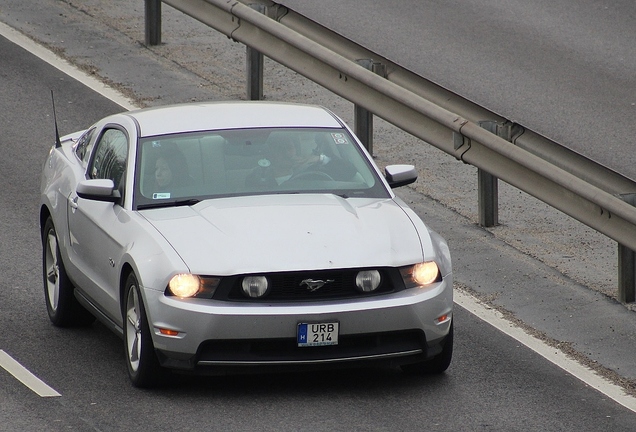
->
xmin=74 ymin=289 xmax=124 ymax=338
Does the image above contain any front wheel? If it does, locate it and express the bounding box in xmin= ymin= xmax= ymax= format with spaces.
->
xmin=123 ymin=273 xmax=164 ymax=388
xmin=401 ymin=321 xmax=453 ymax=375
xmin=42 ymin=217 xmax=95 ymax=327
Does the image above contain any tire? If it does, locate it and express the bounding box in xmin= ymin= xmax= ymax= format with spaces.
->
xmin=42 ymin=217 xmax=95 ymax=327
xmin=123 ymin=272 xmax=164 ymax=388
xmin=401 ymin=321 xmax=453 ymax=375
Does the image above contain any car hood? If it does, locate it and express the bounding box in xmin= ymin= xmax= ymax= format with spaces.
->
xmin=141 ymin=194 xmax=429 ymax=274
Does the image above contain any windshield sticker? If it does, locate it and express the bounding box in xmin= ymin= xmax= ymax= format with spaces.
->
xmin=331 ymin=133 xmax=348 ymax=145
xmin=152 ymin=192 xmax=171 ymax=200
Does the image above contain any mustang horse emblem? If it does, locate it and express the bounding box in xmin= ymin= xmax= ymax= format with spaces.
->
xmin=300 ymin=279 xmax=335 ymax=292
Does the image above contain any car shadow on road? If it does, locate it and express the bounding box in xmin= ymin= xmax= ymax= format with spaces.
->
xmin=158 ymin=364 xmax=452 ymax=396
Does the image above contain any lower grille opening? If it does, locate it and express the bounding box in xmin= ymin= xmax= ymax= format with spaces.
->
xmin=196 ymin=330 xmax=427 ymax=365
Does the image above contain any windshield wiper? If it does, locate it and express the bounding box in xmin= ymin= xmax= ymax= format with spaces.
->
xmin=137 ymin=198 xmax=201 ymax=210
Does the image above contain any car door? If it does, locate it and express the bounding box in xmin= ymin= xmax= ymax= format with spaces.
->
xmin=67 ymin=126 xmax=130 ymax=323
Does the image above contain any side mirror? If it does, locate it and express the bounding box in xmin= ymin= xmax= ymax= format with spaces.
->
xmin=385 ymin=164 xmax=418 ymax=188
xmin=76 ymin=179 xmax=121 ymax=202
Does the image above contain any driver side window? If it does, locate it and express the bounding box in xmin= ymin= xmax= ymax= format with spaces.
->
xmin=90 ymin=128 xmax=128 ymax=190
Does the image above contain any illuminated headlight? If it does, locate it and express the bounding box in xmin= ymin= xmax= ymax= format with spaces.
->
xmin=168 ymin=274 xmax=201 ymax=298
xmin=167 ymin=274 xmax=220 ymax=298
xmin=400 ymin=262 xmax=441 ymax=288
xmin=355 ymin=270 xmax=381 ymax=293
xmin=242 ymin=276 xmax=270 ymax=298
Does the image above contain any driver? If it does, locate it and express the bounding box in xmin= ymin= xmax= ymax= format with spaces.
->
xmin=245 ymin=138 xmax=355 ymax=190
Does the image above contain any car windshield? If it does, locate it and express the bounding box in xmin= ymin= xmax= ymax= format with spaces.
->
xmin=134 ymin=127 xmax=389 ymax=209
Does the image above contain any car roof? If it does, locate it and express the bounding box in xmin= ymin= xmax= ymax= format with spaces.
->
xmin=123 ymin=101 xmax=344 ymax=138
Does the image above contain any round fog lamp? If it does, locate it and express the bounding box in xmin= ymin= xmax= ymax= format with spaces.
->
xmin=242 ymin=276 xmax=269 ymax=298
xmin=355 ymin=270 xmax=381 ymax=292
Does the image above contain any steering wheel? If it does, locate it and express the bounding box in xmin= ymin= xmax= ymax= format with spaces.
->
xmin=287 ymin=170 xmax=335 ymax=182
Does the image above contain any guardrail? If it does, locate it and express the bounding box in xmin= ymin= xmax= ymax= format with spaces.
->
xmin=145 ymin=0 xmax=636 ymax=302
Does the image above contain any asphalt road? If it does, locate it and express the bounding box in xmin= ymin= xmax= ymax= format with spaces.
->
xmin=2 ymin=0 xmax=636 ymax=430
xmin=281 ymin=0 xmax=636 ymax=182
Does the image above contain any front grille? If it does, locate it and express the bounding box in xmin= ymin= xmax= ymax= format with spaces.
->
xmin=212 ymin=268 xmax=404 ymax=302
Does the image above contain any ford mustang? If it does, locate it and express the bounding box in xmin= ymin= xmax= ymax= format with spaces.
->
xmin=40 ymin=101 xmax=453 ymax=387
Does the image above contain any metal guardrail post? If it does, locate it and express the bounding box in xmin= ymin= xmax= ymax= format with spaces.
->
xmin=354 ymin=60 xmax=386 ymax=155
xmin=145 ymin=0 xmax=162 ymax=46
xmin=477 ymin=121 xmax=502 ymax=227
xmin=246 ymin=46 xmax=264 ymax=100
xmin=246 ymin=4 xmax=266 ymax=100
xmin=478 ymin=168 xmax=498 ymax=227
xmin=618 ymin=193 xmax=636 ymax=303
xmin=475 ymin=121 xmax=523 ymax=227
xmin=452 ymin=129 xmax=500 ymax=225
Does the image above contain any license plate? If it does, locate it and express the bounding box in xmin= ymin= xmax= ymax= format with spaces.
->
xmin=297 ymin=322 xmax=339 ymax=347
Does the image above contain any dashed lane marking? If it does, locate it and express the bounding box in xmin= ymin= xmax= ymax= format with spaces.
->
xmin=0 ymin=350 xmax=61 ymax=397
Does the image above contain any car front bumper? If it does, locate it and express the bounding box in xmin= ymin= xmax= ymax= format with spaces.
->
xmin=143 ymin=279 xmax=453 ymax=371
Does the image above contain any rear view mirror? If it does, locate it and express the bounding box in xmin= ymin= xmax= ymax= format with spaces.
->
xmin=76 ymin=179 xmax=121 ymax=202
xmin=385 ymin=165 xmax=418 ymax=188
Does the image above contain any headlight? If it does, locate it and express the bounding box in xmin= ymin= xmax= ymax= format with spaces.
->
xmin=400 ymin=262 xmax=441 ymax=288
xmin=167 ymin=274 xmax=220 ymax=298
xmin=242 ymin=276 xmax=270 ymax=298
xmin=355 ymin=270 xmax=381 ymax=292
xmin=168 ymin=274 xmax=201 ymax=298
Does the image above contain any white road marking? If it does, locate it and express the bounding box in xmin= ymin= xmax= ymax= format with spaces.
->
xmin=0 ymin=350 xmax=61 ymax=397
xmin=0 ymin=21 xmax=139 ymax=111
xmin=455 ymin=289 xmax=636 ymax=413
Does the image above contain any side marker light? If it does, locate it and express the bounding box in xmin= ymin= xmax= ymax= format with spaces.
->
xmin=436 ymin=314 xmax=451 ymax=324
xmin=159 ymin=328 xmax=180 ymax=336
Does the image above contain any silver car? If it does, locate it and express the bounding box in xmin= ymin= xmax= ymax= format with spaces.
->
xmin=40 ymin=101 xmax=453 ymax=387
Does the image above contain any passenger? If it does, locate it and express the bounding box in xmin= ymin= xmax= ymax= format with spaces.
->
xmin=152 ymin=147 xmax=193 ymax=193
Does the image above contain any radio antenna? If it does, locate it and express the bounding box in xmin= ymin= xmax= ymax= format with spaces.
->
xmin=51 ymin=90 xmax=61 ymax=148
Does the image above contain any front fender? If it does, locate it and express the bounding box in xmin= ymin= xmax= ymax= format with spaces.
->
xmin=117 ymin=212 xmax=190 ymax=315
